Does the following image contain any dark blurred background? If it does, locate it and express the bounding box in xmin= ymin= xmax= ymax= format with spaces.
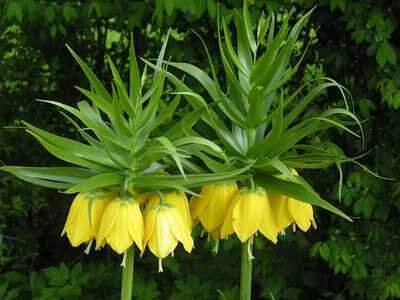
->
xmin=0 ymin=0 xmax=399 ymax=299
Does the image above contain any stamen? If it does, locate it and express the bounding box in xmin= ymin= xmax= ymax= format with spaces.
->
xmin=171 ymin=250 xmax=174 ymax=258
xmin=280 ymin=230 xmax=286 ymax=236
xmin=311 ymin=219 xmax=317 ymax=230
xmin=292 ymin=224 xmax=297 ymax=232
xmin=213 ymin=239 xmax=220 ymax=254
xmin=120 ymin=251 xmax=127 ymax=268
xmin=247 ymin=236 xmax=255 ymax=260
xmin=207 ymin=233 xmax=210 ymax=242
xmin=200 ymin=230 xmax=205 ymax=238
xmin=158 ymin=259 xmax=163 ymax=273
xmin=84 ymin=239 xmax=93 ymax=255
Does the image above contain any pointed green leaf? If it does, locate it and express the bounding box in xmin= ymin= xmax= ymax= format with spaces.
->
xmin=66 ymin=45 xmax=111 ymax=100
xmin=65 ymin=172 xmax=124 ymax=193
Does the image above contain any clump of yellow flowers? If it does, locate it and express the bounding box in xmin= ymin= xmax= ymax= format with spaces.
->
xmin=193 ymin=180 xmax=316 ymax=247
xmin=62 ymin=170 xmax=315 ymax=270
xmin=62 ymin=190 xmax=194 ymax=271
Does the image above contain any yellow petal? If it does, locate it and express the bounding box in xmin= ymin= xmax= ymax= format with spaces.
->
xmin=259 ymin=194 xmax=279 ymax=243
xmin=220 ymin=193 xmax=239 ymax=239
xmin=189 ymin=195 xmax=209 ymax=224
xmin=90 ymin=194 xmax=114 ymax=236
xmin=62 ymin=193 xmax=87 ymax=235
xmin=127 ymin=201 xmax=144 ymax=251
xmin=167 ymin=207 xmax=193 ymax=253
xmin=106 ymin=202 xmax=134 ymax=254
xmin=199 ymin=183 xmax=237 ymax=232
xmin=269 ymin=194 xmax=293 ymax=232
xmin=287 ymin=198 xmax=314 ymax=232
xmin=96 ymin=199 xmax=120 ymax=248
xmin=164 ymin=192 xmax=192 ymax=229
xmin=63 ymin=194 xmax=93 ymax=247
xmin=232 ymin=188 xmax=265 ymax=243
xmin=148 ymin=207 xmax=178 ymax=259
xmin=143 ymin=194 xmax=160 ymax=218
xmin=143 ymin=203 xmax=157 ymax=254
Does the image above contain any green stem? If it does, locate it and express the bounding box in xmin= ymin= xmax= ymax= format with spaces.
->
xmin=240 ymin=239 xmax=253 ymax=300
xmin=247 ymin=127 xmax=256 ymax=149
xmin=249 ymin=176 xmax=255 ymax=189
xmin=121 ymin=246 xmax=135 ymax=300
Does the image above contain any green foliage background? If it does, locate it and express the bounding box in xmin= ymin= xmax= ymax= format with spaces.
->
xmin=0 ymin=0 xmax=399 ymax=299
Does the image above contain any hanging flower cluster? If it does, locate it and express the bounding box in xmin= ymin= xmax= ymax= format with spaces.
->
xmin=61 ymin=171 xmax=315 ymax=265
xmin=191 ymin=180 xmax=315 ymax=244
xmin=62 ymin=191 xmax=193 ymax=264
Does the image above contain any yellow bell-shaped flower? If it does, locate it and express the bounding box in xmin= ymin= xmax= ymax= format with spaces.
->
xmin=268 ymin=193 xmax=293 ymax=232
xmin=269 ymin=194 xmax=316 ymax=232
xmin=163 ymin=192 xmax=192 ymax=229
xmin=288 ymin=197 xmax=316 ymax=231
xmin=143 ymin=193 xmax=193 ymax=259
xmin=96 ymin=196 xmax=144 ymax=254
xmin=190 ymin=182 xmax=237 ymax=236
xmin=62 ymin=192 xmax=113 ymax=247
xmin=221 ymin=187 xmax=280 ymax=243
xmin=270 ymin=168 xmax=317 ymax=232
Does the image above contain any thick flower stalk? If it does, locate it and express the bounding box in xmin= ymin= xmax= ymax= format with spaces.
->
xmin=62 ymin=192 xmax=114 ymax=248
xmin=96 ymin=195 xmax=144 ymax=255
xmin=190 ymin=182 xmax=238 ymax=239
xmin=143 ymin=192 xmax=193 ymax=271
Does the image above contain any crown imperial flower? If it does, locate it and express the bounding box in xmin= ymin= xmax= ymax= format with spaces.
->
xmin=190 ymin=182 xmax=238 ymax=236
xmin=163 ymin=191 xmax=192 ymax=229
xmin=221 ymin=186 xmax=280 ymax=243
xmin=143 ymin=193 xmax=193 ymax=261
xmin=270 ymin=193 xmax=316 ymax=232
xmin=62 ymin=192 xmax=114 ymax=247
xmin=96 ymin=196 xmax=144 ymax=254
